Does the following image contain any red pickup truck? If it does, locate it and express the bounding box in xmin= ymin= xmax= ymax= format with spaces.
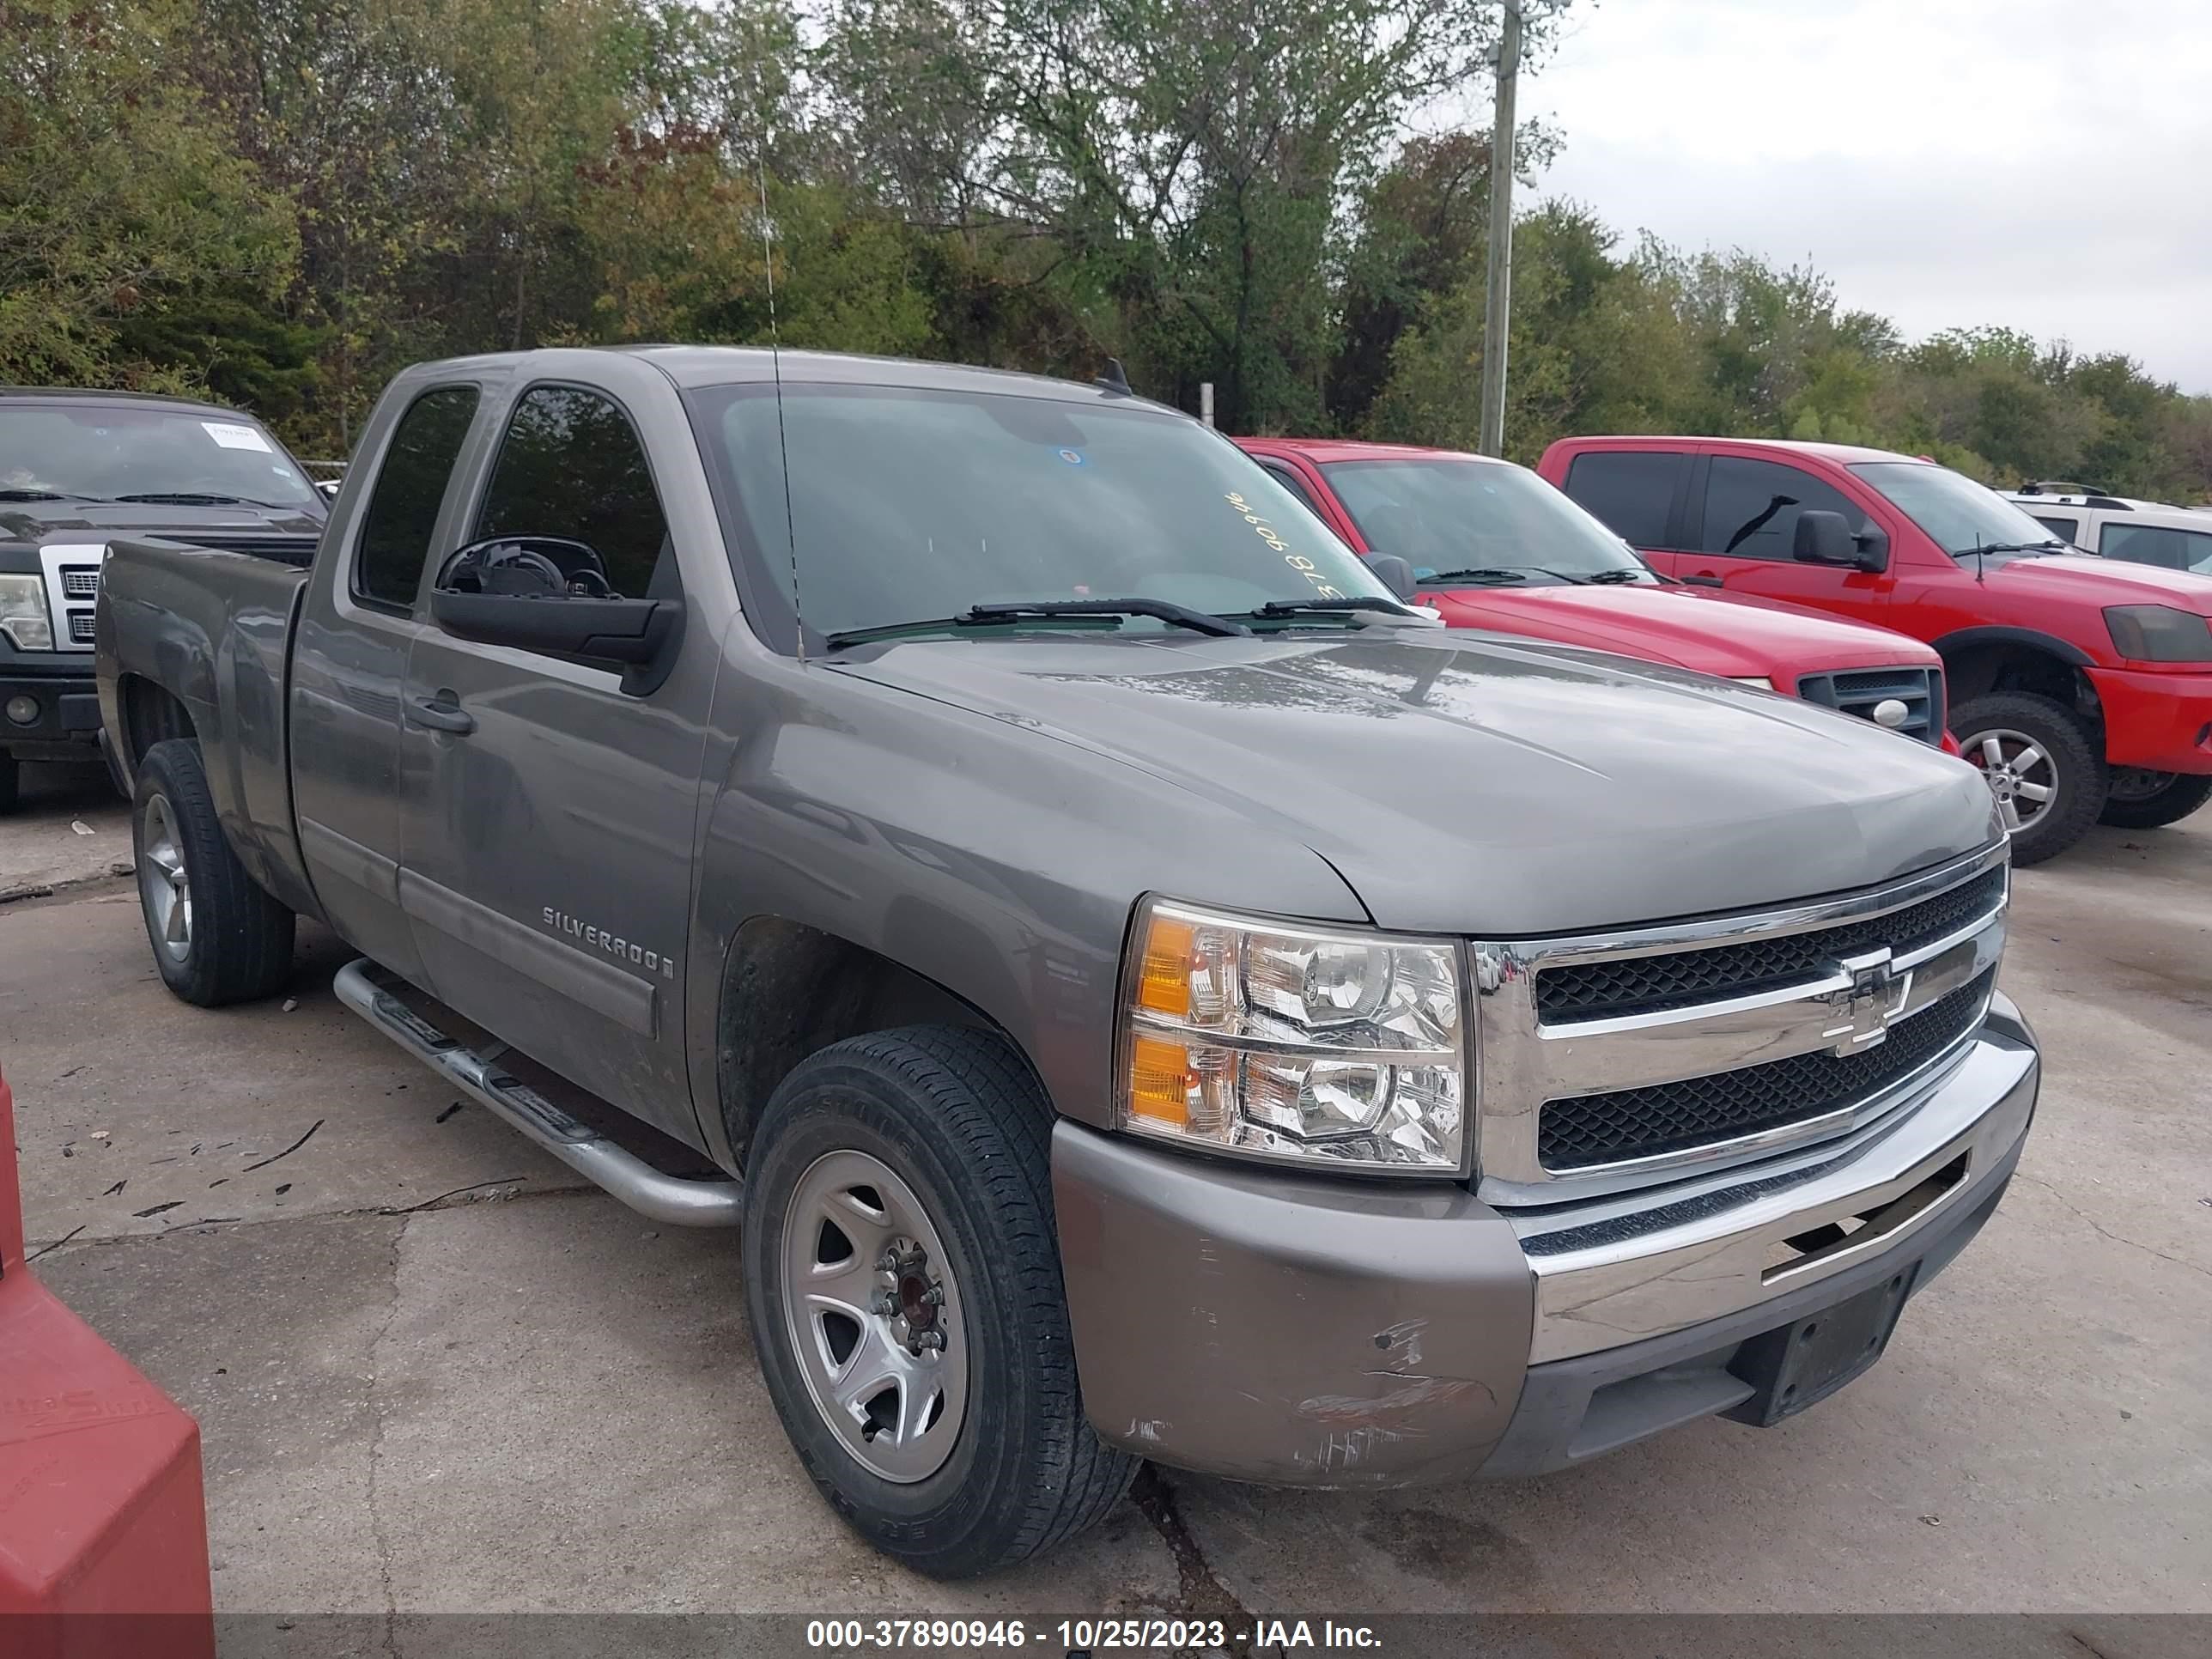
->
xmin=1238 ymin=437 xmax=1956 ymax=749
xmin=1539 ymin=436 xmax=2212 ymax=863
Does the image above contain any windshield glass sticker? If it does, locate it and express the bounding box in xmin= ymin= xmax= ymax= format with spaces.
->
xmin=1225 ymin=490 xmax=1346 ymax=599
xmin=1058 ymin=447 xmax=1085 ymax=465
xmin=203 ymin=422 xmax=273 ymax=452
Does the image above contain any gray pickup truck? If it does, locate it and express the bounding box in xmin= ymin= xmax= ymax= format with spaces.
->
xmin=97 ymin=347 xmax=2038 ymax=1577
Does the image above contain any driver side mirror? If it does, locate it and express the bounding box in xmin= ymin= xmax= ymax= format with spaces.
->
xmin=1793 ymin=510 xmax=1888 ymax=574
xmin=1362 ymin=552 xmax=1419 ymax=601
xmin=429 ymin=536 xmax=684 ymax=694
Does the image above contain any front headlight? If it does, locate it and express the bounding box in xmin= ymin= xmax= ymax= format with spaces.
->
xmin=1116 ymin=897 xmax=1467 ymax=1174
xmin=2105 ymin=605 xmax=2212 ymax=664
xmin=0 ymin=574 xmax=52 ymax=650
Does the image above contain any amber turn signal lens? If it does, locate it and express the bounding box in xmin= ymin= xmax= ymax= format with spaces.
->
xmin=1137 ymin=914 xmax=1195 ymax=1018
xmin=1127 ymin=1032 xmax=1193 ymax=1128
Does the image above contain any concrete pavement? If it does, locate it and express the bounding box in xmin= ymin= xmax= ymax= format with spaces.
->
xmin=8 ymin=802 xmax=2209 ymax=1621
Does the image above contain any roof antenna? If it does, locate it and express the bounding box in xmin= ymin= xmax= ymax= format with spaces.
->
xmin=756 ymin=145 xmax=804 ymax=663
xmin=1972 ymin=537 xmax=1988 ymax=585
xmin=1095 ymin=357 xmax=1133 ymax=395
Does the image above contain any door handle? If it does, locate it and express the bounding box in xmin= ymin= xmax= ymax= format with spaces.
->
xmin=407 ymin=691 xmax=476 ymax=734
xmin=1680 ymin=571 xmax=1726 ymax=588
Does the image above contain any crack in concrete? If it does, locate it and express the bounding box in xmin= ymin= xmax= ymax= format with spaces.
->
xmin=366 ymin=1213 xmax=405 ymax=1659
xmin=1131 ymin=1467 xmax=1264 ymax=1657
xmin=2014 ymin=1172 xmax=2212 ymax=1284
xmin=21 ymin=1180 xmax=602 ymax=1261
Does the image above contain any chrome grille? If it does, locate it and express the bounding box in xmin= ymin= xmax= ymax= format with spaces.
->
xmin=61 ymin=567 xmax=100 ymax=599
xmin=1472 ymin=844 xmax=2009 ymax=1204
xmin=1540 ymin=970 xmax=1994 ymax=1170
xmin=1537 ymin=866 xmax=2005 ymax=1023
xmin=1797 ymin=665 xmax=1945 ymax=745
xmin=68 ymin=612 xmax=95 ymax=641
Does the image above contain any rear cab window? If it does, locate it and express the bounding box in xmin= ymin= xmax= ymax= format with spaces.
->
xmin=1561 ymin=450 xmax=1689 ymax=548
xmin=352 ymin=386 xmax=482 ymax=610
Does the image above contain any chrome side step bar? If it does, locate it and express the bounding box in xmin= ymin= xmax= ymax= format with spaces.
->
xmin=333 ymin=958 xmax=743 ymax=1228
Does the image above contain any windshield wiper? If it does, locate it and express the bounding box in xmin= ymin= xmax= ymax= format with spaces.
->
xmin=113 ymin=491 xmax=295 ymax=509
xmin=825 ymin=596 xmax=1252 ymax=649
xmin=1963 ymin=540 xmax=2068 ymax=558
xmin=0 ymin=488 xmax=107 ymax=502
xmin=1420 ymin=567 xmax=1529 ymax=585
xmin=1583 ymin=568 xmax=1648 ymax=585
xmin=1241 ymin=598 xmax=1419 ymax=619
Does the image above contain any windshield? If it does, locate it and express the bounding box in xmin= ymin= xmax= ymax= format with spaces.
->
xmin=0 ymin=402 xmax=321 ymax=510
xmin=1318 ymin=457 xmax=1655 ymax=584
xmin=1850 ymin=461 xmax=2064 ymax=559
xmin=685 ymin=382 xmax=1401 ymax=648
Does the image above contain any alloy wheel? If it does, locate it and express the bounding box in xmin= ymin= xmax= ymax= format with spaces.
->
xmin=1966 ymin=728 xmax=2058 ymax=836
xmin=138 ymin=793 xmax=193 ymax=962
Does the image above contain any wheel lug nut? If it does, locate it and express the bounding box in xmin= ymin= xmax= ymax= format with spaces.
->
xmin=875 ymin=1251 xmax=898 ymax=1273
xmin=920 ymin=1329 xmax=946 ymax=1352
xmin=921 ymin=1285 xmax=944 ymax=1308
xmin=871 ymin=1291 xmax=895 ymax=1316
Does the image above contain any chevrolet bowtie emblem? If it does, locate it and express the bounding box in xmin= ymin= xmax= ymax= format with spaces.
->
xmin=1822 ymin=949 xmax=1912 ymax=1054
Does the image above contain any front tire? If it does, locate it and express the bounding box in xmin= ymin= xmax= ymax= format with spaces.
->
xmin=2098 ymin=769 xmax=2212 ymax=830
xmin=743 ymin=1025 xmax=1137 ymax=1577
xmin=1951 ymin=691 xmax=2106 ymax=866
xmin=133 ymin=738 xmax=296 ymax=1006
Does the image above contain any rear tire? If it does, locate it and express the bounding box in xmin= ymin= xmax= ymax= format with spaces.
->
xmin=1951 ymin=691 xmax=2106 ymax=866
xmin=133 ymin=738 xmax=295 ymax=1006
xmin=2098 ymin=770 xmax=2212 ymax=830
xmin=743 ymin=1024 xmax=1138 ymax=1577
xmin=0 ymin=756 xmax=17 ymax=814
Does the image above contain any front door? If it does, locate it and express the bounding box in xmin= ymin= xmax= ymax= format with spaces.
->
xmin=393 ymin=380 xmax=705 ymax=1131
xmin=1677 ymin=453 xmax=1895 ymax=628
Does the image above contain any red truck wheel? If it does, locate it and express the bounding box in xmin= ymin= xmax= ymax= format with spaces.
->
xmin=2100 ymin=769 xmax=2212 ymax=830
xmin=1950 ymin=692 xmax=2107 ymax=866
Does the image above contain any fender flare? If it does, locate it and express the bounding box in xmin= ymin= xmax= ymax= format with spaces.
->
xmin=1929 ymin=625 xmax=2095 ymax=670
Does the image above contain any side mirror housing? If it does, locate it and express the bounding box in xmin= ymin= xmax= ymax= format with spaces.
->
xmin=429 ymin=537 xmax=684 ymax=693
xmin=1793 ymin=510 xmax=1888 ymax=573
xmin=1363 ymin=552 xmax=1419 ymax=600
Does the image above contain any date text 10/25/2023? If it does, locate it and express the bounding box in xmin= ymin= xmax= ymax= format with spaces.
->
xmin=805 ymin=1618 xmax=1384 ymax=1651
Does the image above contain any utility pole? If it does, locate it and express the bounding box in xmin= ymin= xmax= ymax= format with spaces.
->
xmin=1477 ymin=0 xmax=1521 ymax=458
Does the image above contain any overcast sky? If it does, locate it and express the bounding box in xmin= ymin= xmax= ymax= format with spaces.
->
xmin=1519 ymin=0 xmax=2212 ymax=392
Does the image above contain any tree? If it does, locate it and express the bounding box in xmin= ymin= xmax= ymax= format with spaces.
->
xmin=0 ymin=0 xmax=295 ymax=389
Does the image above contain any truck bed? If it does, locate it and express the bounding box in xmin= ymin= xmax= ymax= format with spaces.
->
xmin=96 ymin=536 xmax=319 ymax=918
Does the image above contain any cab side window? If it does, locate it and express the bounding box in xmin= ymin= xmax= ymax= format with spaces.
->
xmin=2101 ymin=521 xmax=2212 ymax=573
xmin=2030 ymin=514 xmax=2081 ymax=545
xmin=1562 ymin=451 xmax=1686 ymax=547
xmin=1699 ymin=457 xmax=1868 ymax=560
xmin=353 ymin=386 xmax=480 ymax=609
xmin=473 ymin=386 xmax=672 ymax=599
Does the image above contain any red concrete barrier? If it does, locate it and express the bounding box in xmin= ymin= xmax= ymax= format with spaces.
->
xmin=0 ymin=1069 xmax=216 ymax=1659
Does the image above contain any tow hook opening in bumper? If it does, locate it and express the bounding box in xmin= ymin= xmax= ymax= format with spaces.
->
xmin=1763 ymin=1149 xmax=1966 ymax=1285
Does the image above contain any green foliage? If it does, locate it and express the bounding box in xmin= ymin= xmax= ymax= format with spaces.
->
xmin=6 ymin=0 xmax=2208 ymax=505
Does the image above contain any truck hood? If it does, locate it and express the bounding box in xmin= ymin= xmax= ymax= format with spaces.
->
xmin=0 ymin=497 xmax=325 ymax=549
xmin=1978 ymin=551 xmax=2212 ymax=613
xmin=1425 ymin=583 xmax=1939 ymax=680
xmin=833 ymin=629 xmax=1994 ymax=936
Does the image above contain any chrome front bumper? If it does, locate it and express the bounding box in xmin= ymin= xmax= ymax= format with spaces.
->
xmin=1510 ymin=991 xmax=2036 ymax=1361
xmin=1052 ymin=993 xmax=2036 ymax=1488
